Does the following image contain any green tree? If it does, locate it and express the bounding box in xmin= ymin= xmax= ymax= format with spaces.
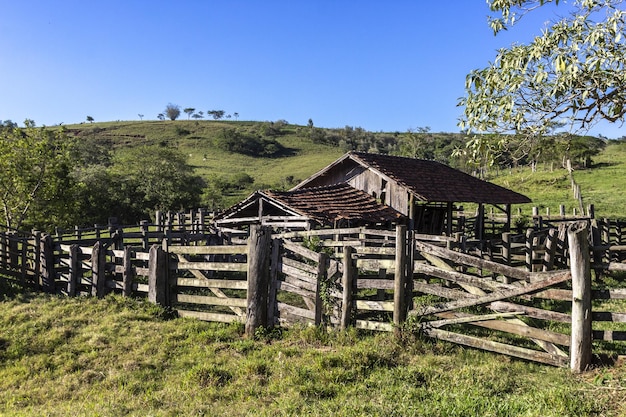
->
xmin=0 ymin=122 xmax=76 ymax=230
xmin=207 ymin=110 xmax=225 ymax=120
xmin=164 ymin=103 xmax=181 ymax=121
xmin=459 ymin=0 xmax=626 ymax=163
xmin=86 ymin=116 xmax=94 ymax=123
xmin=184 ymin=107 xmax=195 ymax=120
xmin=110 ymin=146 xmax=204 ymax=222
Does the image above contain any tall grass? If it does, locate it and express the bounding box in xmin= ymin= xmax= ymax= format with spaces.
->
xmin=1 ymin=292 xmax=625 ymax=416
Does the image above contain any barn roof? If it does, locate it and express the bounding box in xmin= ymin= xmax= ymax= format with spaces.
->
xmin=266 ymin=183 xmax=403 ymax=225
xmin=293 ymin=152 xmax=531 ymax=205
xmin=215 ymin=183 xmax=403 ymax=227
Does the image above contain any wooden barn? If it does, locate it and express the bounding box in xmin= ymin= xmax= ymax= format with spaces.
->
xmin=291 ymin=152 xmax=531 ymax=237
xmin=214 ymin=182 xmax=404 ymax=231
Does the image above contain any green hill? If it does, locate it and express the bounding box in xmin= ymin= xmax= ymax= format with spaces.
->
xmin=63 ymin=120 xmax=626 ymax=220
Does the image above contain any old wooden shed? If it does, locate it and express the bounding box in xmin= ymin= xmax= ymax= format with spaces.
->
xmin=291 ymin=152 xmax=531 ymax=237
xmin=214 ymin=183 xmax=404 ymax=232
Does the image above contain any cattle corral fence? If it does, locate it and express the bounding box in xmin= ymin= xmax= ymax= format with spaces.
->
xmin=3 ymin=218 xmax=626 ymax=372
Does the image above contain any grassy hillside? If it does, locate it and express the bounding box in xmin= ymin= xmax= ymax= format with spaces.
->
xmin=65 ymin=120 xmax=346 ymax=207
xmin=1 ymin=290 xmax=623 ymax=416
xmin=64 ymin=120 xmax=626 ymax=219
xmin=487 ymin=141 xmax=626 ymax=220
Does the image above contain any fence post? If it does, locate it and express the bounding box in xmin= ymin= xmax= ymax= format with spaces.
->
xmin=394 ymin=225 xmax=408 ymax=336
xmin=525 ymin=228 xmax=534 ymax=272
xmin=246 ymin=225 xmax=272 ymax=337
xmin=315 ymin=252 xmax=329 ymax=326
xmin=341 ymin=246 xmax=356 ymax=330
xmin=122 ymin=246 xmax=134 ymax=297
xmin=68 ymin=244 xmax=80 ymax=296
xmin=91 ymin=241 xmax=107 ymax=298
xmin=568 ymin=221 xmax=592 ymax=373
xmin=40 ymin=233 xmax=55 ymax=293
xmin=502 ymin=232 xmax=511 ymax=265
xmin=140 ymin=220 xmax=149 ymax=250
xmin=148 ymin=244 xmax=168 ymax=306
xmin=30 ymin=231 xmax=41 ymax=289
xmin=268 ymin=237 xmax=281 ymax=327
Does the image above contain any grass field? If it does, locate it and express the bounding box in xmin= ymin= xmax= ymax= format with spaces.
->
xmin=1 ymin=291 xmax=626 ymax=417
xmin=4 ymin=123 xmax=626 ymax=415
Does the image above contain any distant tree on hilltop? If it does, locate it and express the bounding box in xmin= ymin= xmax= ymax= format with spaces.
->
xmin=164 ymin=103 xmax=181 ymax=121
xmin=184 ymin=107 xmax=195 ymax=120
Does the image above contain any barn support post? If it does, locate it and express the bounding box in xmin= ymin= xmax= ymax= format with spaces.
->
xmin=568 ymin=221 xmax=592 ymax=373
xmin=245 ymin=225 xmax=272 ymax=337
xmin=39 ymin=233 xmax=55 ymax=293
xmin=341 ymin=246 xmax=357 ymax=330
xmin=148 ymin=244 xmax=169 ymax=306
xmin=91 ymin=241 xmax=107 ymax=298
xmin=394 ymin=225 xmax=408 ymax=336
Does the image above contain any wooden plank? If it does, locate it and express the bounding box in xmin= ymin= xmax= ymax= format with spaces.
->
xmin=173 ymin=261 xmax=247 ymax=272
xmin=357 ymin=278 xmax=394 ymax=290
xmin=277 ymin=302 xmax=315 ymax=320
xmin=414 ymin=239 xmax=530 ymax=281
xmin=281 ymin=240 xmax=320 ymax=262
xmin=168 ymin=245 xmax=247 ymax=255
xmin=356 ymin=300 xmax=394 ymax=312
xmin=592 ymin=288 xmax=626 ymax=300
xmin=412 ymin=280 xmax=476 ymax=300
xmin=592 ymin=312 xmax=626 ymax=322
xmin=280 ymin=260 xmax=317 ymax=282
xmin=532 ymin=289 xmax=572 ymax=301
xmin=592 ymin=330 xmax=626 ymax=341
xmin=177 ymin=309 xmax=242 ymax=323
xmin=174 ymin=294 xmax=247 ymax=308
xmin=414 ymin=262 xmax=515 ymax=292
xmin=283 ymin=275 xmax=317 ymax=293
xmin=427 ymin=311 xmax=525 ymax=328
xmin=355 ymin=320 xmax=393 ymax=332
xmin=281 ymin=256 xmax=318 ymax=275
xmin=176 ymin=278 xmax=248 ymax=290
xmin=357 ymin=258 xmax=395 ymax=271
xmin=432 ymin=311 xmax=571 ymax=346
xmin=423 ymin=327 xmax=568 ymax=367
xmin=489 ymin=301 xmax=571 ymax=323
xmin=414 ymin=272 xmax=571 ymax=317
xmin=357 ymin=247 xmax=396 ymax=255
xmin=277 ymin=279 xmax=316 ymax=298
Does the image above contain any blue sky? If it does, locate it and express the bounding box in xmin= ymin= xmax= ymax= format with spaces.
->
xmin=1 ymin=1 xmax=622 ymax=138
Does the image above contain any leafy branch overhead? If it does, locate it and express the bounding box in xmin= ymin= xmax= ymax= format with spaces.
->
xmin=459 ymin=0 xmax=626 ymax=161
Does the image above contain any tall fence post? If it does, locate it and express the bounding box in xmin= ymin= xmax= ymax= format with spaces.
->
xmin=68 ymin=244 xmax=80 ymax=297
xmin=148 ymin=244 xmax=168 ymax=306
xmin=268 ymin=237 xmax=281 ymax=327
xmin=568 ymin=221 xmax=592 ymax=373
xmin=246 ymin=225 xmax=272 ymax=337
xmin=40 ymin=233 xmax=55 ymax=293
xmin=122 ymin=246 xmax=134 ymax=297
xmin=315 ymin=252 xmax=329 ymax=326
xmin=394 ymin=225 xmax=408 ymax=336
xmin=91 ymin=241 xmax=107 ymax=298
xmin=341 ymin=246 xmax=356 ymax=330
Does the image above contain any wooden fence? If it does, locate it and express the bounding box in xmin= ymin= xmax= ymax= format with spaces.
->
xmin=3 ymin=221 xmax=626 ymax=372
